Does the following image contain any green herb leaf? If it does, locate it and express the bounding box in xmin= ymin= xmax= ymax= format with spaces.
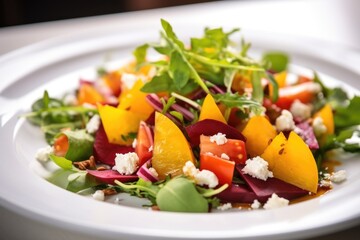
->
xmin=213 ymin=92 xmax=262 ymax=111
xmin=161 ymin=96 xmax=176 ymax=114
xmin=49 ymin=154 xmax=74 ymax=170
xmin=133 ymin=44 xmax=149 ymax=65
xmin=262 ymin=51 xmax=289 ymax=72
xmin=156 ymin=177 xmax=208 ymax=213
xmin=161 ymin=19 xmax=185 ymax=50
xmin=334 ymin=96 xmax=360 ymax=129
xmin=251 ymin=71 xmax=263 ymax=103
xmin=266 ymin=72 xmax=279 ymax=102
xmin=169 ymin=51 xmax=190 ymax=90
xmin=60 ymin=130 xmax=94 ymax=162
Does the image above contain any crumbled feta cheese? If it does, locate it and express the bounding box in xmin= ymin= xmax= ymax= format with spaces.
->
xmin=290 ymin=100 xmax=311 ymax=121
xmin=148 ymin=145 xmax=153 ymax=152
xmin=330 ymin=170 xmax=347 ymax=183
xmin=148 ymin=167 xmax=159 ymax=177
xmin=275 ymin=110 xmax=295 ymax=132
xmin=132 ymin=138 xmax=137 ymax=148
xmin=194 ymin=170 xmax=219 ymax=188
xmin=86 ymin=114 xmax=100 ymax=134
xmin=63 ymin=94 xmax=78 ymax=106
xmin=320 ymin=179 xmax=332 ymax=188
xmin=183 ymin=161 xmax=219 ymax=188
xmin=205 ymin=152 xmax=215 ymax=156
xmin=210 ymin=133 xmax=228 ymax=145
xmin=323 ymin=173 xmax=331 ymax=180
xmin=313 ymin=117 xmax=327 ymax=137
xmin=183 ymin=161 xmax=200 ymax=178
xmin=217 ymin=203 xmax=232 ymax=211
xmin=92 ymin=190 xmax=105 ymax=201
xmin=251 ymin=199 xmax=261 ymax=209
xmin=35 ymin=145 xmax=54 ymax=162
xmin=242 ymin=156 xmax=273 ymax=181
xmin=220 ymin=153 xmax=230 ymax=160
xmin=263 ymin=193 xmax=289 ymax=209
xmin=82 ymin=103 xmax=97 ymax=109
xmin=345 ymin=131 xmax=360 ymax=147
xmin=121 ymin=73 xmax=145 ymax=89
xmin=305 ymin=82 xmax=322 ymax=93
xmin=113 ymin=152 xmax=139 ymax=175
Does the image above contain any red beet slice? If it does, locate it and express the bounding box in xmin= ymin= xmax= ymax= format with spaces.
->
xmin=93 ymin=124 xmax=134 ymax=166
xmin=87 ymin=170 xmax=138 ymax=184
xmin=216 ymin=183 xmax=257 ymax=203
xmin=295 ymin=122 xmax=319 ymax=150
xmin=236 ymin=165 xmax=308 ymax=202
xmin=186 ymin=119 xmax=246 ymax=147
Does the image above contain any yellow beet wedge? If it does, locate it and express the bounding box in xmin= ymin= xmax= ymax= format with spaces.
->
xmin=97 ymin=104 xmax=144 ymax=146
xmin=118 ymin=80 xmax=154 ymax=118
xmin=199 ymin=94 xmax=226 ymax=124
xmin=261 ymin=131 xmax=318 ymax=193
xmin=152 ymin=112 xmax=195 ymax=180
xmin=313 ymin=104 xmax=334 ymax=146
xmin=241 ymin=116 xmax=277 ymax=157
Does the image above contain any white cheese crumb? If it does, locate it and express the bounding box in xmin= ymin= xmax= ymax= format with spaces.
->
xmin=313 ymin=117 xmax=327 ymax=137
xmin=183 ymin=161 xmax=200 ymax=178
xmin=305 ymin=82 xmax=322 ymax=93
xmin=242 ymin=156 xmax=273 ymax=181
xmin=148 ymin=145 xmax=153 ymax=152
xmin=275 ymin=110 xmax=295 ymax=132
xmin=92 ymin=190 xmax=105 ymax=201
xmin=263 ymin=193 xmax=289 ymax=209
xmin=63 ymin=94 xmax=78 ymax=106
xmin=113 ymin=152 xmax=139 ymax=175
xmin=82 ymin=103 xmax=97 ymax=109
xmin=251 ymin=199 xmax=261 ymax=209
xmin=86 ymin=114 xmax=100 ymax=134
xmin=220 ymin=153 xmax=230 ymax=160
xmin=217 ymin=203 xmax=232 ymax=211
xmin=345 ymin=131 xmax=360 ymax=147
xmin=210 ymin=133 xmax=228 ymax=145
xmin=323 ymin=173 xmax=331 ymax=180
xmin=35 ymin=145 xmax=54 ymax=162
xmin=194 ymin=170 xmax=219 ymax=188
xmin=330 ymin=170 xmax=347 ymax=183
xmin=148 ymin=167 xmax=159 ymax=177
xmin=320 ymin=179 xmax=332 ymax=188
xmin=132 ymin=138 xmax=137 ymax=148
xmin=290 ymin=100 xmax=311 ymax=121
xmin=183 ymin=161 xmax=219 ymax=188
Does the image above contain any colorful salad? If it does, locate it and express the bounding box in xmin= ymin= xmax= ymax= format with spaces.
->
xmin=26 ymin=19 xmax=360 ymax=213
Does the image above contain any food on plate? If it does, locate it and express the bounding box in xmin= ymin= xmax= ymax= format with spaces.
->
xmin=27 ymin=19 xmax=360 ymax=212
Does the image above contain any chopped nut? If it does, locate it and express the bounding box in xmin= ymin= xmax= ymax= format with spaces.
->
xmin=73 ymin=156 xmax=96 ymax=170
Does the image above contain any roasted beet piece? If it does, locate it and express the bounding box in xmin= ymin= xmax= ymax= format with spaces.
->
xmin=236 ymin=165 xmax=308 ymax=202
xmin=93 ymin=124 xmax=134 ymax=166
xmin=87 ymin=170 xmax=138 ymax=184
xmin=186 ymin=119 xmax=246 ymax=147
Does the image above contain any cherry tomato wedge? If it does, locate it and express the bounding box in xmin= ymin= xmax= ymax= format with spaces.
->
xmin=275 ymin=82 xmax=319 ymax=109
xmin=199 ymin=135 xmax=247 ymax=164
xmin=54 ymin=134 xmax=69 ymax=157
xmin=135 ymin=121 xmax=153 ymax=167
xmin=200 ymin=153 xmax=235 ymax=186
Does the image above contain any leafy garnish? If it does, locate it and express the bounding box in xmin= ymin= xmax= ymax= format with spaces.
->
xmin=262 ymin=51 xmax=289 ymax=72
xmin=334 ymin=96 xmax=360 ymax=130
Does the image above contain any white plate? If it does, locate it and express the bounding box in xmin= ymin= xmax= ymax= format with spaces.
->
xmin=1 ymin=25 xmax=360 ymax=240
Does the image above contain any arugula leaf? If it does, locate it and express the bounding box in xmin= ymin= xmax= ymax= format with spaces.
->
xmin=49 ymin=154 xmax=74 ymax=170
xmin=161 ymin=19 xmax=185 ymax=50
xmin=212 ymin=92 xmax=263 ymax=114
xmin=141 ymin=72 xmax=198 ymax=95
xmin=224 ymin=69 xmax=237 ymax=92
xmin=262 ymin=51 xmax=289 ymax=72
xmin=266 ymin=72 xmax=279 ymax=102
xmin=251 ymin=71 xmax=263 ymax=103
xmin=133 ymin=44 xmax=149 ymax=65
xmin=334 ymin=96 xmax=360 ymax=129
xmin=161 ymin=96 xmax=176 ymax=114
xmin=169 ymin=51 xmax=190 ymax=90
